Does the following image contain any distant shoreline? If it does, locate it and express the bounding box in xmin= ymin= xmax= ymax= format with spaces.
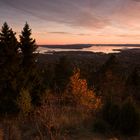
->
xmin=39 ymin=44 xmax=140 ymax=49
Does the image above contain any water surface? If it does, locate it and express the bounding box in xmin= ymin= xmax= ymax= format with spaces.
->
xmin=37 ymin=46 xmax=139 ymax=54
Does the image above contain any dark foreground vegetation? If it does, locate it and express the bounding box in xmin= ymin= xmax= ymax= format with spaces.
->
xmin=0 ymin=23 xmax=140 ymax=140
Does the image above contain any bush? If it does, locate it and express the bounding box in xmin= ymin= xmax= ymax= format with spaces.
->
xmin=119 ymin=98 xmax=140 ymax=135
xmin=93 ymin=119 xmax=110 ymax=134
xmin=102 ymin=98 xmax=120 ymax=129
xmin=65 ymin=68 xmax=101 ymax=109
xmin=17 ymin=89 xmax=32 ymax=116
xmin=5 ymin=121 xmax=21 ymax=140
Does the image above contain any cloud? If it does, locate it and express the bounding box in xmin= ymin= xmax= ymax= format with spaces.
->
xmin=77 ymin=33 xmax=91 ymax=36
xmin=117 ymin=34 xmax=140 ymax=38
xmin=0 ymin=0 xmax=140 ymax=44
xmin=49 ymin=32 xmax=72 ymax=35
xmin=132 ymin=0 xmax=140 ymax=2
xmin=48 ymin=31 xmax=91 ymax=36
xmin=0 ymin=0 xmax=110 ymax=29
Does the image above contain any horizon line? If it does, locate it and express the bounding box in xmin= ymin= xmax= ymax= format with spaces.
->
xmin=39 ymin=43 xmax=140 ymax=46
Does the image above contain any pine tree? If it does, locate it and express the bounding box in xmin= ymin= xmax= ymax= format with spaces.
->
xmin=54 ymin=56 xmax=73 ymax=93
xmin=20 ymin=22 xmax=37 ymax=68
xmin=120 ymin=98 xmax=140 ymax=135
xmin=0 ymin=22 xmax=19 ymax=113
xmin=0 ymin=23 xmax=15 ymax=65
xmin=95 ymin=55 xmax=124 ymax=99
xmin=0 ymin=22 xmax=19 ymax=89
xmin=20 ymin=23 xmax=42 ymax=105
xmin=126 ymin=67 xmax=140 ymax=100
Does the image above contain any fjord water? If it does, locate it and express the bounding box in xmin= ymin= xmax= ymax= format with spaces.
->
xmin=38 ymin=45 xmax=139 ymax=54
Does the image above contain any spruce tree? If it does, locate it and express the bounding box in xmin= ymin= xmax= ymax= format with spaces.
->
xmin=0 ymin=22 xmax=19 ymax=113
xmin=126 ymin=67 xmax=140 ymax=100
xmin=0 ymin=22 xmax=19 ymax=90
xmin=120 ymin=98 xmax=140 ymax=135
xmin=19 ymin=23 xmax=37 ymax=88
xmin=20 ymin=23 xmax=42 ymax=105
xmin=20 ymin=22 xmax=37 ymax=68
xmin=54 ymin=56 xmax=73 ymax=93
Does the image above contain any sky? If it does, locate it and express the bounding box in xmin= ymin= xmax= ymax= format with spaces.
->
xmin=0 ymin=0 xmax=140 ymax=45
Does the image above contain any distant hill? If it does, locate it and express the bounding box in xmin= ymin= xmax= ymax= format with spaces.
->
xmin=40 ymin=44 xmax=140 ymax=49
xmin=40 ymin=44 xmax=92 ymax=49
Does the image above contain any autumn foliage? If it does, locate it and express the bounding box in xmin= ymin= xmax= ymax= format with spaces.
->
xmin=65 ymin=68 xmax=101 ymax=109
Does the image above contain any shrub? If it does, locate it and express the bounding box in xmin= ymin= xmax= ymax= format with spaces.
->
xmin=65 ymin=68 xmax=101 ymax=109
xmin=102 ymin=98 xmax=120 ymax=129
xmin=5 ymin=121 xmax=21 ymax=140
xmin=17 ymin=89 xmax=32 ymax=116
xmin=93 ymin=119 xmax=110 ymax=134
xmin=119 ymin=98 xmax=140 ymax=135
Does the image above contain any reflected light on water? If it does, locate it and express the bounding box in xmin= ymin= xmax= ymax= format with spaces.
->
xmin=37 ymin=46 xmax=139 ymax=54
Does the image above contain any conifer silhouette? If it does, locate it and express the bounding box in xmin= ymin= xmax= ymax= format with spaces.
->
xmin=20 ymin=22 xmax=37 ymax=68
xmin=0 ymin=22 xmax=19 ymax=113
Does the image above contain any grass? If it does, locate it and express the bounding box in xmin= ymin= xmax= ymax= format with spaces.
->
xmin=0 ymin=94 xmax=139 ymax=140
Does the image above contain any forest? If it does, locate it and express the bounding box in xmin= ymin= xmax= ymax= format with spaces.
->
xmin=0 ymin=23 xmax=140 ymax=140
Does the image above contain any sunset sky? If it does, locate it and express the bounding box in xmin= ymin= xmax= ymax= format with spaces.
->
xmin=0 ymin=0 xmax=140 ymax=45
